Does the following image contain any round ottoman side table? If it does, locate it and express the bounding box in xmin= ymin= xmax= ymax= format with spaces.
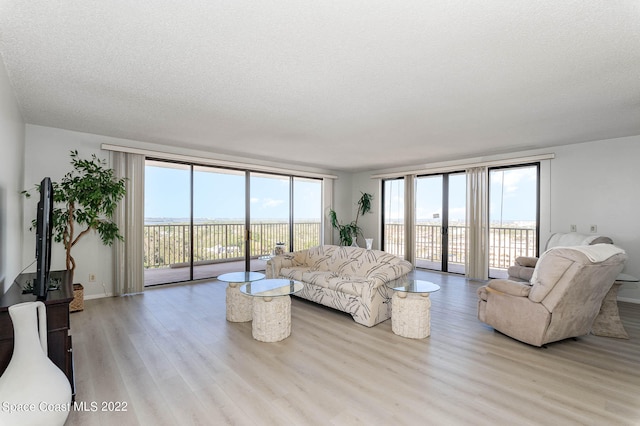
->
xmin=389 ymin=280 xmax=440 ymax=339
xmin=241 ymin=279 xmax=304 ymax=342
xmin=218 ymin=271 xmax=265 ymax=322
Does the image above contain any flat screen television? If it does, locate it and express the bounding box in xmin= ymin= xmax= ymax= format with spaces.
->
xmin=34 ymin=177 xmax=54 ymax=300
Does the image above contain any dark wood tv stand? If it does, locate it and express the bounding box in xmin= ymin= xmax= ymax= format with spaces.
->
xmin=0 ymin=270 xmax=75 ymax=397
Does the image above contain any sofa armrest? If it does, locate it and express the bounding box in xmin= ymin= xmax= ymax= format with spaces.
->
xmin=487 ymin=279 xmax=532 ymax=297
xmin=366 ymin=260 xmax=414 ymax=289
xmin=266 ymin=254 xmax=297 ymax=279
xmin=368 ymin=274 xmax=404 ymax=290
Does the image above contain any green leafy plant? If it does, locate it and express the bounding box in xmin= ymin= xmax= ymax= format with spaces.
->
xmin=23 ymin=150 xmax=127 ymax=281
xmin=329 ymin=192 xmax=373 ymax=246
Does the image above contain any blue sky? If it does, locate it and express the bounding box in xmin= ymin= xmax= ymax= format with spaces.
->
xmin=144 ymin=163 xmax=321 ymax=221
xmin=489 ymin=166 xmax=538 ymax=224
xmin=385 ymin=166 xmax=537 ymax=224
xmin=146 ymin=162 xmax=536 ymax=224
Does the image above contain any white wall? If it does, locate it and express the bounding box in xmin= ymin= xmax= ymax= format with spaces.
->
xmin=327 ymin=171 xmax=355 ymax=245
xmin=349 ymin=172 xmax=380 ymax=249
xmin=349 ymin=136 xmax=640 ymax=302
xmin=548 ymin=136 xmax=640 ymax=302
xmin=0 ymin=59 xmax=25 ymax=293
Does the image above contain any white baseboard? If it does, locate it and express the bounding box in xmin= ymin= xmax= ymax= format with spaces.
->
xmin=84 ymin=292 xmax=113 ymax=300
xmin=618 ymin=296 xmax=640 ymax=304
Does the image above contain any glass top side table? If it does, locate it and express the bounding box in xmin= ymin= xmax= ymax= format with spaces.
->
xmin=218 ymin=271 xmax=265 ymax=323
xmin=218 ymin=271 xmax=265 ymax=285
xmin=388 ymin=279 xmax=440 ymax=339
xmin=241 ymin=279 xmax=303 ymax=299
xmin=240 ymin=279 xmax=304 ymax=342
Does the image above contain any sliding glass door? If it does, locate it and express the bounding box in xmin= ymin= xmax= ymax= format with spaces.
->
xmin=143 ymin=160 xmax=322 ymax=285
xmin=293 ymin=177 xmax=322 ymax=252
xmin=382 ymin=178 xmax=405 ymax=256
xmin=382 ymin=164 xmax=539 ymax=278
xmin=193 ymin=166 xmax=246 ymax=280
xmin=447 ymin=173 xmax=467 ymax=274
xmin=414 ymin=172 xmax=466 ymax=273
xmin=249 ymin=173 xmax=290 ymax=271
xmin=415 ymin=175 xmax=443 ymax=270
xmin=144 ymin=161 xmax=192 ymax=285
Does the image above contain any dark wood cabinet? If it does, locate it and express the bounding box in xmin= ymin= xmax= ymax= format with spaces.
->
xmin=0 ymin=270 xmax=75 ymax=396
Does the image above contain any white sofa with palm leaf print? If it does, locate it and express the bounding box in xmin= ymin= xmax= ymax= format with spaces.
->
xmin=265 ymin=245 xmax=413 ymax=327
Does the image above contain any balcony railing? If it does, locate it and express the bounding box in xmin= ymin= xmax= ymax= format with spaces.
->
xmin=385 ymin=224 xmax=537 ymax=270
xmin=144 ymin=222 xmax=321 ymax=269
xmin=144 ymin=222 xmax=536 ymax=272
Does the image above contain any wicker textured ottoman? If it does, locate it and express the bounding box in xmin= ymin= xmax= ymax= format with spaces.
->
xmin=226 ymin=286 xmax=253 ymax=322
xmin=252 ymin=296 xmax=291 ymax=342
xmin=389 ymin=280 xmax=440 ymax=339
xmin=240 ymin=278 xmax=303 ymax=343
xmin=392 ymin=292 xmax=432 ymax=338
xmin=218 ymin=271 xmax=265 ymax=323
xmin=591 ymin=273 xmax=638 ymax=339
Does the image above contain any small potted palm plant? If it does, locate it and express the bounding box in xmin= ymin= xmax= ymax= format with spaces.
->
xmin=329 ymin=192 xmax=373 ymax=246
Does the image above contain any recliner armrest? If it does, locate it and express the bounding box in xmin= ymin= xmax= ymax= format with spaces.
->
xmin=487 ymin=279 xmax=532 ymax=297
xmin=515 ymin=256 xmax=538 ymax=267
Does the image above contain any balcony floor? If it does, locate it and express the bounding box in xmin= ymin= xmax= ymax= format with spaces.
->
xmin=144 ymin=259 xmax=268 ymax=286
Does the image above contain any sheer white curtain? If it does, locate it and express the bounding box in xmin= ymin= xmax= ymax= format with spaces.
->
xmin=112 ymin=152 xmax=145 ymax=295
xmin=322 ymin=177 xmax=334 ymax=245
xmin=465 ymin=166 xmax=489 ymax=280
xmin=404 ymin=175 xmax=416 ymax=266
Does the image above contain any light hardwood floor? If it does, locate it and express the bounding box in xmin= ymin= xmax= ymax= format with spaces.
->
xmin=65 ymin=270 xmax=640 ymax=425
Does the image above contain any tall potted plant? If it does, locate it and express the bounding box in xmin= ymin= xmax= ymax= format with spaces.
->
xmin=329 ymin=192 xmax=373 ymax=246
xmin=24 ymin=151 xmax=126 ymax=306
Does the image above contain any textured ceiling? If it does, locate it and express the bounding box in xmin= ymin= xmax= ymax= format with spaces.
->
xmin=1 ymin=1 xmax=639 ymax=172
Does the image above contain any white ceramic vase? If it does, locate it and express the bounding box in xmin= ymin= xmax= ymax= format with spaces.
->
xmin=0 ymin=301 xmax=71 ymax=425
xmin=365 ymin=238 xmax=373 ymax=250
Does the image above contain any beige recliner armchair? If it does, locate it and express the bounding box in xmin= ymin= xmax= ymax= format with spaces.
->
xmin=507 ymin=232 xmax=613 ymax=282
xmin=478 ymin=245 xmax=626 ymax=347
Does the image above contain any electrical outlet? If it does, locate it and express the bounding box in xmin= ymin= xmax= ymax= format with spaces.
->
xmin=590 ymin=225 xmax=597 ymax=233
xmin=570 ymin=225 xmax=577 ymax=232
xmin=88 ymin=274 xmax=96 ymax=282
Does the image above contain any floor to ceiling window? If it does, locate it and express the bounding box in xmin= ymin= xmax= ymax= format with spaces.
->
xmin=488 ymin=164 xmax=539 ymax=278
xmin=249 ymin=173 xmax=291 ymax=270
xmin=293 ymin=177 xmax=322 ymax=252
xmin=382 ymin=163 xmax=539 ymax=278
xmin=144 ymin=161 xmax=192 ymax=285
xmin=143 ymin=160 xmax=323 ymax=286
xmin=193 ymin=166 xmax=246 ymax=279
xmin=382 ymin=178 xmax=405 ymax=256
